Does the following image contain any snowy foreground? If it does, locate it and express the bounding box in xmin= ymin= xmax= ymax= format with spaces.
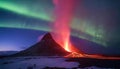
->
xmin=0 ymin=56 xmax=113 ymax=69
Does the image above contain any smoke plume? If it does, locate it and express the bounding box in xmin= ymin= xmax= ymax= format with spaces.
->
xmin=51 ymin=0 xmax=76 ymax=52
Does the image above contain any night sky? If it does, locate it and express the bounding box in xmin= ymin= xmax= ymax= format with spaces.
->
xmin=0 ymin=0 xmax=120 ymax=55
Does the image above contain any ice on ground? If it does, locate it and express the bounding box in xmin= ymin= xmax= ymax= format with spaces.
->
xmin=0 ymin=56 xmax=79 ymax=69
xmin=0 ymin=56 xmax=114 ymax=69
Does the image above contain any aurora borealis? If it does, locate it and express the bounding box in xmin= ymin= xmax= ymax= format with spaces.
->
xmin=0 ymin=0 xmax=120 ymax=55
xmin=0 ymin=0 xmax=53 ymax=21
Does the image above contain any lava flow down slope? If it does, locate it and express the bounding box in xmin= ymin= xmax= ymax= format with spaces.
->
xmin=13 ymin=33 xmax=70 ymax=56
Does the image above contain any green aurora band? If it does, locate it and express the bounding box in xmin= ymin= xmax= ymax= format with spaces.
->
xmin=0 ymin=0 xmax=114 ymax=47
xmin=0 ymin=0 xmax=53 ymax=21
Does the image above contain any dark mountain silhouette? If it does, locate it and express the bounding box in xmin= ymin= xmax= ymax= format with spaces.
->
xmin=13 ymin=33 xmax=70 ymax=56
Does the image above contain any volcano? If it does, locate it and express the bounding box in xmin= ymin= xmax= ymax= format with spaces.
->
xmin=13 ymin=33 xmax=70 ymax=56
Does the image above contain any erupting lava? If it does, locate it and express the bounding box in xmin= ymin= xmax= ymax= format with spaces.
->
xmin=52 ymin=0 xmax=76 ymax=52
xmin=51 ymin=0 xmax=120 ymax=59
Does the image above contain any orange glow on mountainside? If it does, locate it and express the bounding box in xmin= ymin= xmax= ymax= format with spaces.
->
xmin=65 ymin=40 xmax=71 ymax=52
xmin=65 ymin=52 xmax=120 ymax=60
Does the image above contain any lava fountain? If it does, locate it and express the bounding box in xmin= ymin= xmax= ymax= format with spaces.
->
xmin=51 ymin=0 xmax=77 ymax=52
xmin=51 ymin=0 xmax=120 ymax=59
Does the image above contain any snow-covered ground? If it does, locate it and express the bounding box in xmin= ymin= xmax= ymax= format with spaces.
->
xmin=0 ymin=56 xmax=113 ymax=69
xmin=0 ymin=56 xmax=78 ymax=69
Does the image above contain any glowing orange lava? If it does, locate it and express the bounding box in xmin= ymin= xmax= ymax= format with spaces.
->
xmin=65 ymin=52 xmax=84 ymax=58
xmin=65 ymin=40 xmax=71 ymax=52
xmin=52 ymin=0 xmax=76 ymax=53
xmin=52 ymin=0 xmax=120 ymax=60
xmin=65 ymin=52 xmax=120 ymax=60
